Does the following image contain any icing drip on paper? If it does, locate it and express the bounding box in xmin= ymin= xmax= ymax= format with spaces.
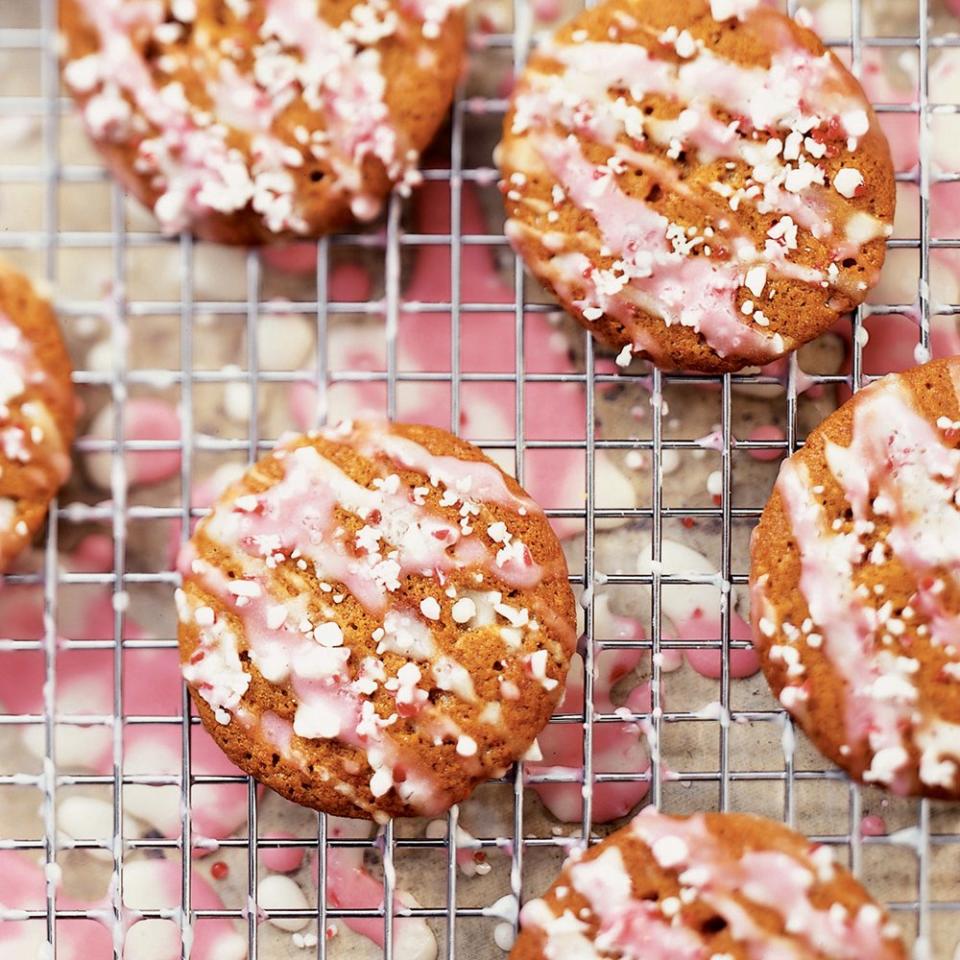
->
xmin=288 ymin=181 xmax=637 ymax=540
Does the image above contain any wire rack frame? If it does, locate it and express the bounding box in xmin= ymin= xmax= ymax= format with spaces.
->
xmin=0 ymin=0 xmax=953 ymax=957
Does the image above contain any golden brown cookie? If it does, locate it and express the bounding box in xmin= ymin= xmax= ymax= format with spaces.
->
xmin=59 ymin=0 xmax=466 ymax=243
xmin=176 ymin=421 xmax=577 ymax=820
xmin=751 ymin=357 xmax=960 ymax=800
xmin=498 ymin=0 xmax=895 ymax=373
xmin=0 ymin=262 xmax=74 ymax=572
xmin=511 ymin=808 xmax=905 ymax=960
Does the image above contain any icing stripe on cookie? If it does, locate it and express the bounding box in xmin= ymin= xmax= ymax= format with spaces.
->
xmin=763 ymin=376 xmax=960 ymax=791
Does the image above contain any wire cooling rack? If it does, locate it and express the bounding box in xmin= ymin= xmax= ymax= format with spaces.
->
xmin=0 ymin=0 xmax=957 ymax=957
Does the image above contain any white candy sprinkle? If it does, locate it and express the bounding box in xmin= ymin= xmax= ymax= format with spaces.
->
xmin=833 ymin=167 xmax=864 ymax=199
xmin=842 ymin=109 xmax=869 ymax=138
xmin=651 ymin=835 xmax=689 ymax=868
xmin=451 ymin=597 xmax=477 ymax=624
xmin=744 ymin=265 xmax=767 ymax=298
xmin=258 ymin=875 xmax=309 ymax=932
xmin=420 ymin=597 xmax=441 ymax=620
xmin=313 ymin=622 xmax=344 ymax=647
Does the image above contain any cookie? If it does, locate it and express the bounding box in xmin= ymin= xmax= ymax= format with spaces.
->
xmin=176 ymin=420 xmax=577 ymax=820
xmin=751 ymin=357 xmax=960 ymax=800
xmin=59 ymin=0 xmax=466 ymax=243
xmin=498 ymin=0 xmax=895 ymax=373
xmin=511 ymin=808 xmax=905 ymax=960
xmin=0 ymin=262 xmax=74 ymax=572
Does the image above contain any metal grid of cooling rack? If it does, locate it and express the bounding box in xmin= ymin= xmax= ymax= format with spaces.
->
xmin=0 ymin=0 xmax=955 ymax=957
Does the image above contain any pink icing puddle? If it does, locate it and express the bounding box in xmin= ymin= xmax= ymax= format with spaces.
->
xmin=856 ymin=53 xmax=919 ymax=177
xmin=85 ymin=397 xmax=182 ymax=490
xmin=527 ymin=644 xmax=652 ymax=823
xmin=0 ymin=851 xmax=244 ymax=960
xmin=744 ymin=424 xmax=786 ymax=462
xmin=0 ymin=550 xmax=247 ymax=845
xmin=837 ymin=311 xmax=960 ymax=402
xmin=261 ymin=832 xmax=305 ymax=874
xmin=310 ymin=844 xmax=433 ymax=955
xmin=0 ymin=851 xmax=112 ymax=958
xmin=290 ymin=178 xmax=633 ymax=539
xmin=532 ymin=0 xmax=561 ymax=21
xmin=755 ymin=356 xmax=826 ymax=399
xmin=121 ymin=397 xmax=182 ymax=487
xmin=666 ymin=609 xmax=761 ymax=680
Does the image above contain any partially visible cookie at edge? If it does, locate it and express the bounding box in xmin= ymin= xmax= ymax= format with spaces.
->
xmin=177 ymin=420 xmax=577 ymax=821
xmin=498 ymin=0 xmax=895 ymax=373
xmin=510 ymin=808 xmax=906 ymax=960
xmin=59 ymin=0 xmax=467 ymax=243
xmin=752 ymin=357 xmax=960 ymax=800
xmin=0 ymin=261 xmax=74 ymax=572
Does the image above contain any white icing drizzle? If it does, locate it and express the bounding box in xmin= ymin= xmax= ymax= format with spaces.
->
xmin=502 ymin=6 xmax=890 ymax=365
xmin=178 ymin=421 xmax=570 ymax=817
xmin=64 ymin=0 xmax=463 ymax=233
xmin=759 ymin=372 xmax=960 ymax=792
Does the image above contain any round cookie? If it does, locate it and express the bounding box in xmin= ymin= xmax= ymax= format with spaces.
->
xmin=511 ymin=808 xmax=905 ymax=960
xmin=0 ymin=262 xmax=74 ymax=572
xmin=498 ymin=0 xmax=895 ymax=373
xmin=59 ymin=0 xmax=467 ymax=243
xmin=176 ymin=420 xmax=577 ymax=820
xmin=751 ymin=357 xmax=960 ymax=800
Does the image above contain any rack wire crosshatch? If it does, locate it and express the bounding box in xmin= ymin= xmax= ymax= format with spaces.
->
xmin=0 ymin=0 xmax=957 ymax=957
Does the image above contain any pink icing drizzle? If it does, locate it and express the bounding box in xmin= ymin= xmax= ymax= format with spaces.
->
xmin=632 ymin=809 xmax=899 ymax=959
xmin=261 ymin=0 xmax=406 ymax=219
xmin=767 ymin=375 xmax=960 ymax=788
xmin=534 ymin=134 xmax=775 ymax=361
xmin=70 ymin=0 xmax=277 ymax=233
xmin=772 ymin=456 xmax=907 ymax=779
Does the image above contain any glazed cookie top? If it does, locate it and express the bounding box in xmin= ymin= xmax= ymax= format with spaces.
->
xmin=59 ymin=0 xmax=466 ymax=243
xmin=0 ymin=262 xmax=74 ymax=572
xmin=752 ymin=358 xmax=960 ymax=800
xmin=498 ymin=0 xmax=894 ymax=373
xmin=177 ymin=421 xmax=576 ymax=820
xmin=511 ymin=808 xmax=905 ymax=960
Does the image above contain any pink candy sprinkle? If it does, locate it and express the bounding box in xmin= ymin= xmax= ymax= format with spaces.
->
xmin=860 ymin=814 xmax=887 ymax=837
